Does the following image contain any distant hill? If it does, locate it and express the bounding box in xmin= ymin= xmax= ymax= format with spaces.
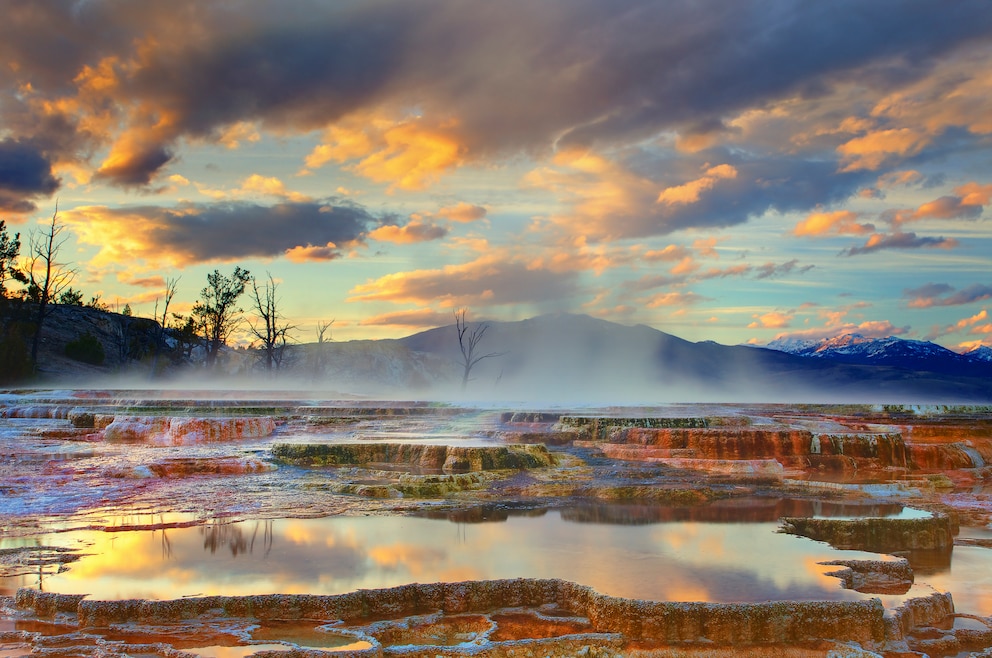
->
xmin=393 ymin=313 xmax=992 ymax=403
xmin=11 ymin=308 xmax=992 ymax=403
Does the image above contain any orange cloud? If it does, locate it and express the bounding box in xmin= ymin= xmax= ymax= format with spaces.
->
xmin=670 ymin=256 xmax=699 ymax=276
xmin=656 ymin=163 xmax=738 ymax=205
xmin=368 ymin=221 xmax=448 ymax=244
xmin=837 ymin=128 xmax=930 ymax=172
xmin=216 ymin=121 xmax=261 ymax=149
xmin=794 ymin=210 xmax=874 ymax=236
xmin=692 ymin=237 xmax=721 ymax=258
xmin=284 ymin=242 xmax=339 ymax=263
xmin=645 ymin=291 xmax=706 ymax=308
xmin=348 ymin=251 xmax=576 ymax=308
xmin=957 ymin=182 xmax=992 ymax=207
xmin=877 ymin=170 xmax=923 ymax=188
xmin=643 ymin=245 xmax=689 ymax=262
xmin=748 ymin=311 xmax=793 ymax=329
xmin=239 ymin=174 xmax=312 ymax=203
xmin=304 ymin=115 xmax=466 ymax=191
xmin=927 ymin=309 xmax=990 ymax=340
xmin=117 ymin=273 xmax=167 ymax=289
xmin=524 ymin=148 xmax=659 ymax=240
xmin=437 ymin=202 xmax=487 ymax=223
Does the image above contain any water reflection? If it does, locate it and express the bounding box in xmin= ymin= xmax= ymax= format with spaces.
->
xmin=1 ymin=508 xmax=929 ymax=607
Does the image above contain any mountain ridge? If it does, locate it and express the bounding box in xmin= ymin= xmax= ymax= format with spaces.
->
xmin=17 ymin=309 xmax=992 ymax=403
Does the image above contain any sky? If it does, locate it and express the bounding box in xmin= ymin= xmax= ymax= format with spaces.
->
xmin=1 ymin=0 xmax=992 ymax=350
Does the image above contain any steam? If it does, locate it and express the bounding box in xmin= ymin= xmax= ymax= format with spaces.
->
xmin=43 ymin=312 xmax=979 ymax=406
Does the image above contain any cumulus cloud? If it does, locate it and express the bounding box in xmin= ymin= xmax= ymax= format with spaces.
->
xmin=904 ymin=282 xmax=992 ymax=308
xmin=61 ymin=201 xmax=381 ymax=268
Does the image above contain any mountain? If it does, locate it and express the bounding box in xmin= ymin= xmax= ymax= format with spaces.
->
xmin=963 ymin=345 xmax=992 ymax=362
xmin=763 ymin=333 xmax=992 ymax=377
xmin=394 ymin=313 xmax=992 ymax=403
xmin=17 ymin=308 xmax=992 ymax=403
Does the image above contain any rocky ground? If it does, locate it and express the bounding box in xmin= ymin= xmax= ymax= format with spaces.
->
xmin=1 ymin=391 xmax=992 ymax=657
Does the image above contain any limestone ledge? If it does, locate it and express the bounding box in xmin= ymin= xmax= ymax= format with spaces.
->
xmin=779 ymin=513 xmax=954 ymax=552
xmin=272 ymin=443 xmax=557 ymax=473
xmin=14 ymin=577 xmax=952 ymax=652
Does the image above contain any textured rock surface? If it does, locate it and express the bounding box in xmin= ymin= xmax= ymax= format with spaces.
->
xmin=272 ymin=443 xmax=556 ymax=472
xmin=13 ymin=578 xmax=905 ymax=652
xmin=779 ymin=513 xmax=954 ymax=552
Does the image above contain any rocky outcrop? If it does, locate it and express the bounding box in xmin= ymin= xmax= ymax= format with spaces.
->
xmin=102 ymin=416 xmax=276 ymax=445
xmin=13 ymin=578 xmax=902 ymax=649
xmin=820 ymin=558 xmax=914 ymax=594
xmin=779 ymin=513 xmax=954 ymax=552
xmin=272 ymin=443 xmax=557 ymax=473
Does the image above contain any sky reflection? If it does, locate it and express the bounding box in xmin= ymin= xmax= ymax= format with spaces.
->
xmin=0 ymin=511 xmax=930 ymax=607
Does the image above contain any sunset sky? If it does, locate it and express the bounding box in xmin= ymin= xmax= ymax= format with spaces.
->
xmin=2 ymin=0 xmax=991 ymax=349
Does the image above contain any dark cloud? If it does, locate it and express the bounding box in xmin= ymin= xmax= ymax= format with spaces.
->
xmin=162 ymin=201 xmax=381 ymax=262
xmin=95 ymin=145 xmax=174 ymax=187
xmin=840 ymin=231 xmax=957 ymax=256
xmin=72 ymin=200 xmax=382 ymax=264
xmin=0 ymin=138 xmax=60 ymax=212
xmin=904 ymin=282 xmax=954 ymax=301
xmin=3 ymin=0 xmax=991 ymax=186
xmin=754 ymin=259 xmax=815 ymax=279
xmin=904 ymin=282 xmax=992 ymax=308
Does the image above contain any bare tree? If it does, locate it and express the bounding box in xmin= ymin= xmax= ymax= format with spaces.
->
xmin=26 ymin=205 xmax=77 ymax=367
xmin=192 ymin=266 xmax=251 ymax=369
xmin=150 ymin=276 xmax=180 ymax=375
xmin=248 ymin=273 xmax=295 ymax=372
xmin=312 ymin=319 xmax=334 ymax=381
xmin=311 ymin=320 xmax=334 ymax=381
xmin=455 ymin=309 xmax=504 ymax=391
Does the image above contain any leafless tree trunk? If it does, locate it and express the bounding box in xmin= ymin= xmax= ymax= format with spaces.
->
xmin=455 ymin=309 xmax=504 ymax=391
xmin=312 ymin=319 xmax=333 ymax=381
xmin=27 ymin=205 xmax=77 ymax=368
xmin=150 ymin=277 xmax=179 ymax=376
xmin=248 ymin=273 xmax=295 ymax=372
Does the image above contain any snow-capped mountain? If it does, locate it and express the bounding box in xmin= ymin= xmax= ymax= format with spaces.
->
xmin=763 ymin=333 xmax=991 ymax=374
xmin=963 ymin=345 xmax=992 ymax=362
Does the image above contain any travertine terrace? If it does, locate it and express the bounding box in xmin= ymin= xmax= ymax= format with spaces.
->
xmin=2 ymin=391 xmax=992 ymax=657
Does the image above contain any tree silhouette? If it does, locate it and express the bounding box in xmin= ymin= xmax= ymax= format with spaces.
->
xmin=26 ymin=206 xmax=77 ymax=367
xmin=192 ymin=267 xmax=251 ymax=368
xmin=248 ymin=273 xmax=295 ymax=372
xmin=455 ymin=309 xmax=504 ymax=391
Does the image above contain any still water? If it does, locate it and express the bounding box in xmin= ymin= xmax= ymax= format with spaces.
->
xmin=1 ymin=509 xmax=935 ymax=607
